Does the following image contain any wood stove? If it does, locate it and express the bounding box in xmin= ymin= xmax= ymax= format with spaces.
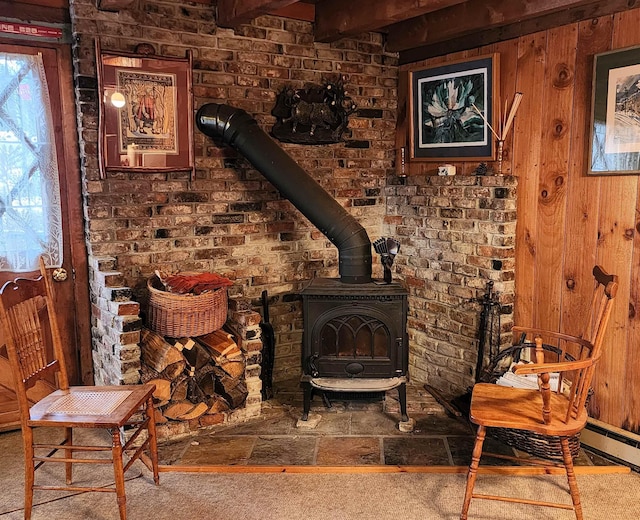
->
xmin=196 ymin=104 xmax=410 ymax=423
xmin=300 ymin=278 xmax=409 ymax=421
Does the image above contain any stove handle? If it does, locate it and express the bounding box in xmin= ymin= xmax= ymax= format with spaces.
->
xmin=306 ymin=354 xmax=320 ymax=378
xmin=396 ymin=337 xmax=405 ymax=375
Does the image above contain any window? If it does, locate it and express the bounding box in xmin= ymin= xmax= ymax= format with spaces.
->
xmin=0 ymin=51 xmax=62 ymax=271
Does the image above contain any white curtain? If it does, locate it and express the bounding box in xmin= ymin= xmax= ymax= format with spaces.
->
xmin=0 ymin=52 xmax=63 ymax=272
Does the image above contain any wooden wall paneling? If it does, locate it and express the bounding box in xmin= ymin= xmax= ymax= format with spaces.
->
xmin=591 ymin=10 xmax=640 ymax=427
xmin=626 ymin=179 xmax=640 ymax=434
xmin=396 ymin=69 xmax=409 ymax=177
xmin=534 ymin=25 xmax=578 ymax=332
xmin=560 ymin=17 xmax=611 ymax=342
xmin=617 ymin=10 xmax=640 ymax=435
xmin=593 ymin=176 xmax=636 ymax=426
xmin=512 ymin=31 xmax=548 ymax=327
xmin=487 ymin=39 xmax=519 ymax=176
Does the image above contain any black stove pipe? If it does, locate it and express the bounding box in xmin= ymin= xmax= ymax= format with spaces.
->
xmin=196 ymin=103 xmax=372 ymax=284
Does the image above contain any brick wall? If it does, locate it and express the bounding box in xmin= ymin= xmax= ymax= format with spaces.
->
xmin=70 ymin=0 xmax=517 ymax=399
xmin=386 ymin=175 xmax=517 ymax=395
xmin=70 ymin=0 xmax=398 ymax=384
xmin=89 ymin=255 xmax=143 ymax=385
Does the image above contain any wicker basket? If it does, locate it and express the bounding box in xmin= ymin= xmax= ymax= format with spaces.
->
xmin=480 ymin=343 xmax=583 ymax=461
xmin=147 ymin=276 xmax=227 ymax=338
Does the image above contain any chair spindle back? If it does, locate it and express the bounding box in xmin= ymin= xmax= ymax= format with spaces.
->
xmin=0 ymin=261 xmax=70 ymax=415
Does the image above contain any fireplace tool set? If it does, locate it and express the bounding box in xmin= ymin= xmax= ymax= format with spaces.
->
xmin=373 ymin=237 xmax=401 ymax=283
xmin=474 ymin=281 xmax=502 ymax=383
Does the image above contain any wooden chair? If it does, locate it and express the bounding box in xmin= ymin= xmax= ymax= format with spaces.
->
xmin=460 ymin=265 xmax=618 ymax=520
xmin=0 ymin=258 xmax=159 ymax=520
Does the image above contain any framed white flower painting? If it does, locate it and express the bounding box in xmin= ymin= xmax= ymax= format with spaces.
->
xmin=408 ymin=54 xmax=499 ymax=161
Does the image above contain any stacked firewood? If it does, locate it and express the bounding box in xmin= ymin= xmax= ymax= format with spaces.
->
xmin=140 ymin=327 xmax=248 ymax=425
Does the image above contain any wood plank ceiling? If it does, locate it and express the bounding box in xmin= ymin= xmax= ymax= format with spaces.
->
xmin=215 ymin=0 xmax=640 ymax=62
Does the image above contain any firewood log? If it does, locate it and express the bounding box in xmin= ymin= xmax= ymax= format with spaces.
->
xmin=161 ymin=360 xmax=186 ymax=380
xmin=139 ymin=364 xmax=161 ymax=384
xmin=141 ymin=328 xmax=184 ymax=372
xmin=187 ymin=377 xmax=208 ymax=404
xmin=182 ymin=340 xmax=213 ymax=371
xmin=164 ymin=401 xmax=192 ymax=420
xmin=164 ymin=401 xmax=208 ymax=421
xmin=207 ymin=395 xmax=230 ymax=413
xmin=212 ymin=366 xmax=240 ymax=391
xmin=213 ymin=367 xmax=248 ymax=408
xmin=219 ymin=360 xmax=245 ymax=378
xmin=171 ymin=375 xmax=189 ymax=402
xmin=196 ymin=330 xmax=242 ymax=363
xmin=195 ymin=364 xmax=217 ymax=396
xmin=180 ymin=403 xmax=208 ymax=421
xmin=220 ymin=383 xmax=248 ymax=409
xmin=147 ymin=378 xmax=172 ymax=402
xmin=154 ymin=408 xmax=168 ymax=424
xmin=195 ymin=331 xmax=245 ymax=378
xmin=173 ymin=337 xmax=195 ymax=351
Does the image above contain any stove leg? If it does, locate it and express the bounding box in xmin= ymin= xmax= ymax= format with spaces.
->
xmin=302 ymin=381 xmax=312 ymax=420
xmin=398 ymin=383 xmax=409 ymax=422
xmin=321 ymin=391 xmax=333 ymax=409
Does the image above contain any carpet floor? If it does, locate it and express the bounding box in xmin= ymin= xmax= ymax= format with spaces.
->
xmin=2 ymin=428 xmax=640 ymax=520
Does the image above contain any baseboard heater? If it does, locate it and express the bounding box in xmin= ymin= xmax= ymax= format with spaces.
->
xmin=581 ymin=418 xmax=640 ymax=470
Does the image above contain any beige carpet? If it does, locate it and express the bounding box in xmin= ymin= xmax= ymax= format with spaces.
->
xmin=2 ymin=429 xmax=640 ymax=520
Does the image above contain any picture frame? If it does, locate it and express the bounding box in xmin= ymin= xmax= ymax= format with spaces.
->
xmin=408 ymin=54 xmax=499 ymax=162
xmin=588 ymin=45 xmax=640 ymax=175
xmin=96 ymin=42 xmax=194 ymax=178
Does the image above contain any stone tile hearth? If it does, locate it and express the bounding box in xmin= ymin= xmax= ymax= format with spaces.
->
xmin=157 ymin=379 xmax=615 ymax=469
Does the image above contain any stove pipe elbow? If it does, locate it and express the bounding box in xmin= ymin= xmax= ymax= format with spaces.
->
xmin=196 ymin=103 xmax=372 ymax=284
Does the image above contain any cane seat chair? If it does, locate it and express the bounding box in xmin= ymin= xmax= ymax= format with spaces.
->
xmin=460 ymin=265 xmax=618 ymax=520
xmin=0 ymin=258 xmax=159 ymax=520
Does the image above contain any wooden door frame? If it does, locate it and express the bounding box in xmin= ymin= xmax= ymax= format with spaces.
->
xmin=55 ymin=39 xmax=93 ymax=385
xmin=0 ymin=38 xmax=92 ymax=385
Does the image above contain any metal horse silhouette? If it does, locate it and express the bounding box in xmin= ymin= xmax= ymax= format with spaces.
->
xmin=271 ymin=76 xmax=356 ymax=145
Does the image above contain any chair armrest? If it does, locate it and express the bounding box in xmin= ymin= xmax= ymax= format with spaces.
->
xmin=512 ymin=357 xmax=595 ymax=376
xmin=515 ymin=335 xmax=595 ymax=424
xmin=512 ymin=326 xmax=592 ymax=349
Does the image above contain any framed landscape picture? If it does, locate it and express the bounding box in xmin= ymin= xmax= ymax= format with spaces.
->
xmin=408 ymin=54 xmax=499 ymax=161
xmin=97 ymin=42 xmax=194 ymax=178
xmin=588 ymin=45 xmax=640 ymax=175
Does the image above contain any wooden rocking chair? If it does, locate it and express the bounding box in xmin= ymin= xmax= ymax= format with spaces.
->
xmin=0 ymin=258 xmax=159 ymax=520
xmin=460 ymin=265 xmax=618 ymax=520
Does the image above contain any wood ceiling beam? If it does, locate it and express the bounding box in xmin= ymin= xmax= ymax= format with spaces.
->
xmin=397 ymin=0 xmax=640 ymax=63
xmin=0 ymin=0 xmax=70 ymax=23
xmin=270 ymin=2 xmax=315 ymax=22
xmin=12 ymin=0 xmax=67 ymax=7
xmin=314 ymin=0 xmax=468 ymax=42
xmin=387 ymin=0 xmax=626 ymax=53
xmin=217 ymin=0 xmax=301 ymax=28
